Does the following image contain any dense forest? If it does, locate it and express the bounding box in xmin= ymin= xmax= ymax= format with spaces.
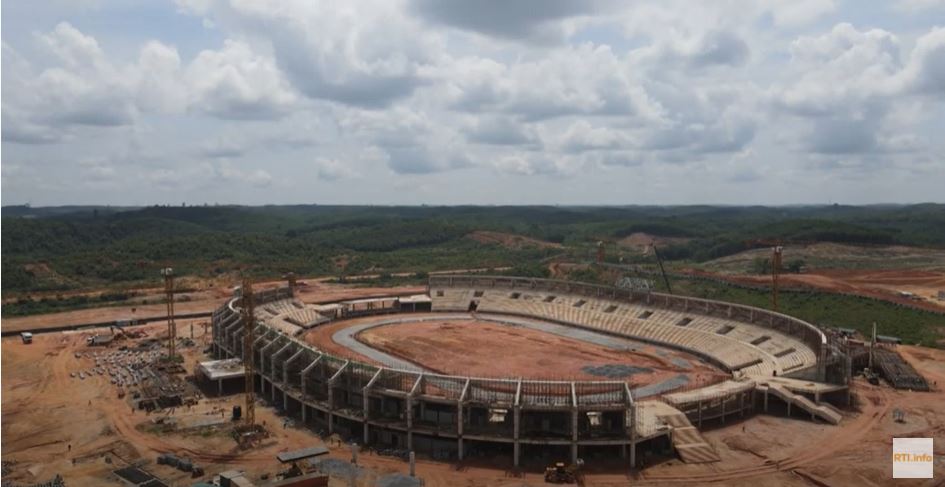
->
xmin=3 ymin=203 xmax=945 ymax=294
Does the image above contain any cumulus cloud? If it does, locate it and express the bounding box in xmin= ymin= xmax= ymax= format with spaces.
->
xmin=446 ymin=44 xmax=664 ymax=121
xmin=410 ymin=0 xmax=615 ymax=43
xmin=774 ymin=23 xmax=945 ymax=156
xmin=177 ymin=0 xmax=436 ymax=108
xmin=2 ymin=2 xmax=944 ymax=204
xmin=185 ymin=40 xmax=297 ymax=119
xmin=313 ymin=157 xmax=358 ymax=180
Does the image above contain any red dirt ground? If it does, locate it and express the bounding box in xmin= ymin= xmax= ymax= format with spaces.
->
xmin=358 ymin=319 xmax=726 ymax=386
xmin=305 ymin=315 xmax=727 ymax=387
xmin=687 ymin=268 xmax=945 ymax=312
xmin=1 ymin=281 xmax=425 ymax=333
xmin=5 ymin=291 xmax=945 ymax=485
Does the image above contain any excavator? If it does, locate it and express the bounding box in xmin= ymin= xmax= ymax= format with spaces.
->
xmin=544 ymin=459 xmax=583 ymax=484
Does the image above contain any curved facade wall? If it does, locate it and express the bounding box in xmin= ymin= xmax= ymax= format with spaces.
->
xmin=210 ymin=276 xmax=831 ymax=466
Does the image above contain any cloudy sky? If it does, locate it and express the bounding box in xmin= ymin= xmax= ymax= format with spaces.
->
xmin=2 ymin=1 xmax=944 ymax=206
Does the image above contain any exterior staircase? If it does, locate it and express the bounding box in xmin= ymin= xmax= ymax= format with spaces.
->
xmin=658 ymin=409 xmax=721 ymax=463
xmin=766 ymin=384 xmax=841 ymax=424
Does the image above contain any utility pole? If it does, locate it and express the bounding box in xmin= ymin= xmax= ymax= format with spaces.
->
xmin=161 ymin=267 xmax=176 ymax=360
xmin=242 ymin=278 xmax=256 ymax=427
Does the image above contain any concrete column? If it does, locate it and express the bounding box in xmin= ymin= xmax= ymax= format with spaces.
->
xmin=363 ymin=395 xmax=370 ymax=445
xmin=302 ymin=404 xmax=307 ymax=423
xmin=406 ymin=397 xmax=414 ymax=452
xmin=764 ymin=389 xmax=769 ymax=412
xmin=630 ymin=442 xmax=636 ymax=469
xmin=721 ymin=396 xmax=726 ymax=423
xmin=571 ymin=408 xmax=579 ymax=463
xmin=740 ymin=392 xmax=745 ymax=418
xmin=697 ymin=400 xmax=703 ymax=428
xmin=457 ymin=402 xmax=464 ymax=461
xmin=513 ymin=406 xmax=521 ymax=468
xmin=217 ymin=379 xmax=223 ymax=396
xmin=328 ymin=412 xmax=334 ymax=435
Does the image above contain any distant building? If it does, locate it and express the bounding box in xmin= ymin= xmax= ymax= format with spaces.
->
xmin=876 ymin=335 xmax=902 ymax=345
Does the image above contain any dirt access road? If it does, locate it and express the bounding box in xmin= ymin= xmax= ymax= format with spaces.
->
xmin=2 ymin=280 xmax=425 ymax=334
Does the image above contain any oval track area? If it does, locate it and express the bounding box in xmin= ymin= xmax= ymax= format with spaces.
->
xmin=304 ymin=312 xmax=728 ymax=395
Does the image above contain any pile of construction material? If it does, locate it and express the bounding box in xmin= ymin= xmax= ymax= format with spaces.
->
xmin=71 ymin=349 xmax=163 ymax=393
xmin=156 ymin=453 xmax=204 ymax=477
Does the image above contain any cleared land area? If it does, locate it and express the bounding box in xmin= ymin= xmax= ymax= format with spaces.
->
xmin=1 ymin=281 xmax=424 ymax=333
xmin=355 ymin=319 xmax=725 ymax=386
xmin=702 ymin=243 xmax=945 ymax=272
xmin=4 ymin=292 xmax=945 ymax=485
xmin=6 ymin=319 xmax=944 ymax=486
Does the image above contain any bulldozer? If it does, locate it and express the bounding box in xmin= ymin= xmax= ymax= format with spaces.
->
xmin=544 ymin=461 xmax=582 ymax=484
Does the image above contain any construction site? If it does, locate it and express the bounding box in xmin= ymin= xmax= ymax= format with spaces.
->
xmin=3 ymin=272 xmax=945 ymax=486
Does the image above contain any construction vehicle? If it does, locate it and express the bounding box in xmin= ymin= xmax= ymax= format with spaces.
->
xmin=544 ymin=460 xmax=583 ymax=484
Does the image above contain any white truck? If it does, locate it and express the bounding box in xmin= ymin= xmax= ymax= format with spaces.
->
xmin=20 ymin=332 xmax=33 ymax=344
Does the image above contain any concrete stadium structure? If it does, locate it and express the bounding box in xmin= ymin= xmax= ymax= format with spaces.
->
xmin=210 ymin=275 xmax=850 ymax=468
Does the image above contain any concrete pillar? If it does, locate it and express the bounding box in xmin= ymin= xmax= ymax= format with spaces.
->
xmin=328 ymin=412 xmax=334 ymax=435
xmin=571 ymin=408 xmax=579 ymax=463
xmin=697 ymin=400 xmax=703 ymax=428
xmin=764 ymin=389 xmax=769 ymax=412
xmin=513 ymin=406 xmax=521 ymax=468
xmin=721 ymin=396 xmax=726 ymax=423
xmin=457 ymin=402 xmax=464 ymax=461
xmin=217 ymin=379 xmax=223 ymax=396
xmin=406 ymin=397 xmax=414 ymax=452
xmin=740 ymin=391 xmax=745 ymax=418
xmin=363 ymin=395 xmax=371 ymax=445
xmin=302 ymin=404 xmax=307 ymax=423
xmin=630 ymin=442 xmax=636 ymax=469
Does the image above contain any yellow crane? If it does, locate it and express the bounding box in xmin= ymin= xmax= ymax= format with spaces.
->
xmin=745 ymin=240 xmax=784 ymax=311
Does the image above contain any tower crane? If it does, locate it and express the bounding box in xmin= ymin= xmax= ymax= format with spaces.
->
xmin=744 ymin=239 xmax=784 ymax=311
xmin=161 ymin=267 xmax=177 ymax=360
xmin=241 ymin=277 xmax=256 ymax=427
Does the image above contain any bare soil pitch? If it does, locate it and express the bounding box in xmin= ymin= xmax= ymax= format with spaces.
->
xmin=355 ymin=319 xmax=726 ymax=386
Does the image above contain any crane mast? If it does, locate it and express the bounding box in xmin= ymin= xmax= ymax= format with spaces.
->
xmin=161 ymin=268 xmax=177 ymax=360
xmin=241 ymin=278 xmax=256 ymax=427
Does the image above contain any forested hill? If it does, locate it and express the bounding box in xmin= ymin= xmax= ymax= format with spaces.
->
xmin=3 ymin=204 xmax=944 ymax=293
